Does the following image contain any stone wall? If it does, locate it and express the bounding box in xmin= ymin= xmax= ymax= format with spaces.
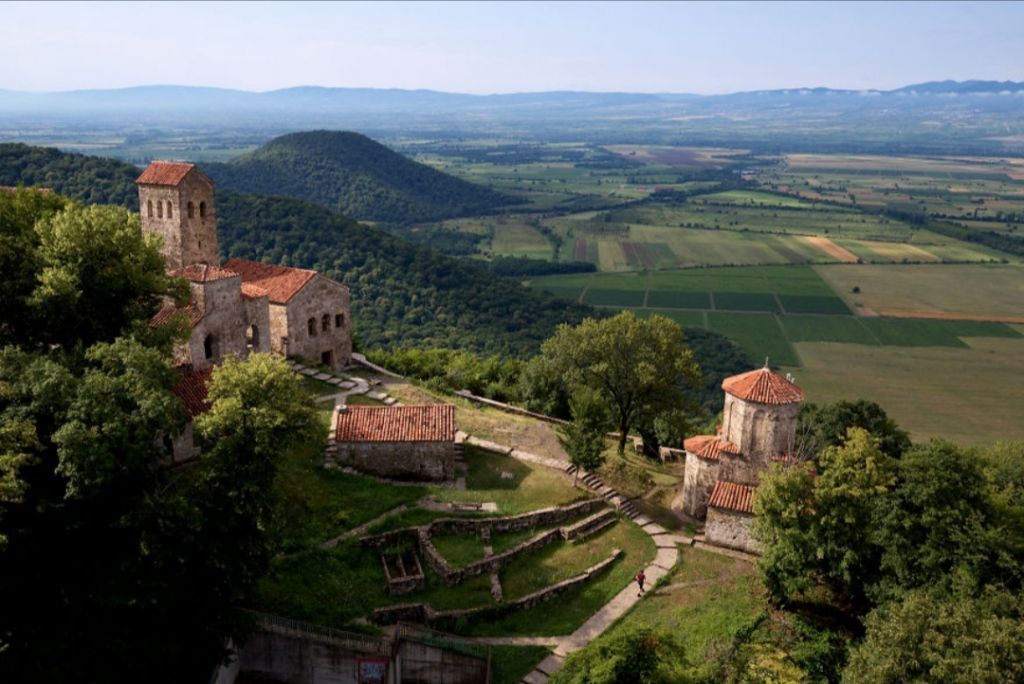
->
xmin=330 ymin=440 xmax=456 ymax=482
xmin=420 ymin=527 xmax=562 ymax=587
xmin=280 ymin=275 xmax=352 ymax=371
xmin=372 ymin=549 xmax=622 ymax=627
xmin=138 ymin=170 xmax=218 ymax=270
xmin=243 ymin=291 xmax=272 ymax=355
xmin=183 ymin=276 xmax=258 ymax=371
xmin=705 ymin=507 xmax=760 ymax=555
xmin=361 ymin=500 xmax=608 ymax=587
xmin=680 ymin=453 xmax=720 ymax=519
xmin=170 ymin=421 xmax=197 ymax=464
xmin=722 ymin=393 xmax=799 ymax=465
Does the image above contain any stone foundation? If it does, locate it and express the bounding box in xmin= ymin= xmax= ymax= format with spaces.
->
xmin=705 ymin=507 xmax=759 ymax=555
xmin=372 ymin=549 xmax=622 ymax=627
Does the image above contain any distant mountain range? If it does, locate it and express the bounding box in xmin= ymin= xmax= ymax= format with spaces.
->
xmin=3 ymin=80 xmax=1023 ymax=156
xmin=205 ymin=131 xmax=517 ymax=224
xmin=2 ymin=80 xmax=1023 ymax=110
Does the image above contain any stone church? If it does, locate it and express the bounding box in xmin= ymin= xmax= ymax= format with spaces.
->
xmin=138 ymin=161 xmax=353 ymax=461
xmin=680 ymin=366 xmax=804 ymax=553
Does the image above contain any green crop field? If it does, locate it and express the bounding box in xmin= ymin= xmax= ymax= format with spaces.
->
xmin=816 ymin=263 xmax=1024 ymax=320
xmin=787 ymin=337 xmax=1024 ymax=444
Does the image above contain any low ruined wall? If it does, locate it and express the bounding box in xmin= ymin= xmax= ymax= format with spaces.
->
xmin=373 ymin=549 xmax=622 ymax=627
xmin=705 ymin=508 xmax=760 ymax=555
xmin=330 ymin=440 xmax=456 ymax=482
xmin=429 ymin=499 xmax=605 ymax=536
xmin=421 ymin=527 xmax=563 ymax=587
xmin=362 ymin=500 xmax=607 ymax=587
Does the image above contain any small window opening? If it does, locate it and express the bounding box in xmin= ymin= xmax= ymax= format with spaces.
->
xmin=321 ymin=314 xmax=330 ymax=332
xmin=157 ymin=201 xmax=163 ymax=219
xmin=187 ymin=201 xmax=194 ymax=219
xmin=199 ymin=201 xmax=206 ymax=218
xmin=335 ymin=313 xmax=344 ymax=328
xmin=147 ymin=200 xmax=153 ymax=217
xmin=307 ymin=318 xmax=317 ymax=337
xmin=166 ymin=201 xmax=173 ymax=219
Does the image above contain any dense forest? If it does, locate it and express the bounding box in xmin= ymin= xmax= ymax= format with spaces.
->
xmin=206 ymin=130 xmax=518 ymax=223
xmin=214 ymin=192 xmax=595 ymax=355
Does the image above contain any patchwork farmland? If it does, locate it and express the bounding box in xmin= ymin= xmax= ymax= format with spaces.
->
xmin=410 ymin=141 xmax=1024 ymax=442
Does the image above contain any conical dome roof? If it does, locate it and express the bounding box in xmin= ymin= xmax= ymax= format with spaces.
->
xmin=722 ymin=367 xmax=804 ymax=405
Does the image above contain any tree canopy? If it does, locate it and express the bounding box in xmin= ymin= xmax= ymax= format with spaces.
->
xmin=540 ymin=311 xmax=701 ymax=452
xmin=0 ymin=190 xmax=317 ymax=682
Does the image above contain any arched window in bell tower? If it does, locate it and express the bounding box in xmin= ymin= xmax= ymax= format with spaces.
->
xmin=166 ymin=201 xmax=173 ymax=218
xmin=188 ymin=201 xmax=194 ymax=218
xmin=199 ymin=201 xmax=206 ymax=218
xmin=147 ymin=200 xmax=153 ymax=217
xmin=157 ymin=201 xmax=163 ymax=219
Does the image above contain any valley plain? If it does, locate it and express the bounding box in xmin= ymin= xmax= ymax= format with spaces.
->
xmin=402 ymin=142 xmax=1024 ymax=443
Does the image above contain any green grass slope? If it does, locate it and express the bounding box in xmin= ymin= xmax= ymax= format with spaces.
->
xmin=206 ymin=130 xmax=518 ymax=223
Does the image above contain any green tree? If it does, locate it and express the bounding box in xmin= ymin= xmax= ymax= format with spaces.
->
xmin=540 ymin=311 xmax=701 ymax=453
xmin=552 ymin=626 xmax=695 ymax=684
xmin=754 ymin=429 xmax=896 ymax=607
xmin=871 ymin=440 xmax=993 ymax=603
xmin=844 ymin=590 xmax=1024 ymax=684
xmin=29 ymin=202 xmax=171 ymax=349
xmin=559 ymin=388 xmax=610 ymax=483
xmin=797 ymin=399 xmax=910 ymax=460
xmin=0 ymin=187 xmax=67 ymax=346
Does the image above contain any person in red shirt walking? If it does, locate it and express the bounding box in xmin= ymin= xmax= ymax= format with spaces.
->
xmin=635 ymin=568 xmax=646 ymax=597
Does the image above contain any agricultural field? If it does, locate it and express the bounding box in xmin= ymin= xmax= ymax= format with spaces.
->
xmin=759 ymin=153 xmax=1024 ymax=228
xmin=815 ymin=263 xmax=1024 ymax=320
xmin=786 ymin=336 xmax=1024 ymax=444
xmin=412 ymin=141 xmax=1024 ymax=444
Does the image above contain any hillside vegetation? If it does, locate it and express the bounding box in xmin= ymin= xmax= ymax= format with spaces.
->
xmin=206 ymin=131 xmax=518 ymax=223
xmin=0 ymin=143 xmax=589 ymax=355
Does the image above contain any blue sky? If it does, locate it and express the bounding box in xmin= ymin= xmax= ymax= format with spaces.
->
xmin=2 ymin=1 xmax=1021 ymax=94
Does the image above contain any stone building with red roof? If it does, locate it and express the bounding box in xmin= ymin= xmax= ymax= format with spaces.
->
xmin=680 ymin=365 xmax=805 ymax=553
xmin=137 ymin=160 xmax=353 ymax=462
xmin=327 ymin=405 xmax=458 ymax=482
xmin=138 ymin=160 xmax=351 ymax=372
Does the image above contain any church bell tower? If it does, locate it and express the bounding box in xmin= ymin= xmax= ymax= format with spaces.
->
xmin=135 ymin=161 xmax=219 ymax=270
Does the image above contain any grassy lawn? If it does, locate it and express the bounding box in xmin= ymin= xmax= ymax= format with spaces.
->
xmin=274 ymin=420 xmax=426 ymax=552
xmin=430 ymin=446 xmax=586 ymax=514
xmin=386 ymin=382 xmax=570 ymax=464
xmin=490 ymin=646 xmax=552 ymax=684
xmin=464 ymin=519 xmax=656 ymax=637
xmin=577 ymin=545 xmax=762 ymax=676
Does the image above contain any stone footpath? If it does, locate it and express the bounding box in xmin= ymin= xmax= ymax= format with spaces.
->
xmin=456 ymin=432 xmax=693 ymax=683
xmin=289 ymin=361 xmax=403 ymax=409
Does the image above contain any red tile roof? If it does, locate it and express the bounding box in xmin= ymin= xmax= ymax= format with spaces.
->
xmin=240 ymin=282 xmax=269 ymax=300
xmin=136 ymin=161 xmax=196 ymax=187
xmin=722 ymin=367 xmax=804 ymax=405
xmin=170 ymin=263 xmax=239 ymax=283
xmin=171 ymin=366 xmax=213 ymax=417
xmin=707 ymin=480 xmax=756 ymax=514
xmin=683 ymin=434 xmax=742 ymax=460
xmin=335 ymin=405 xmax=455 ymax=443
xmin=222 ymin=258 xmax=318 ymax=304
xmin=150 ymin=302 xmax=202 ymax=328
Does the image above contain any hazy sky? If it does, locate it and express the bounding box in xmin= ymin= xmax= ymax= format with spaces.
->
xmin=2 ymin=1 xmax=1022 ymax=94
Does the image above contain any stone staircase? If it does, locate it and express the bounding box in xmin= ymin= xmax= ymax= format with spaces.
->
xmin=565 ymin=464 xmax=642 ymax=520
